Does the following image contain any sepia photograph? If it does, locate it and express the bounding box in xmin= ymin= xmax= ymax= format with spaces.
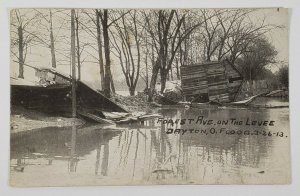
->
xmin=9 ymin=7 xmax=290 ymax=187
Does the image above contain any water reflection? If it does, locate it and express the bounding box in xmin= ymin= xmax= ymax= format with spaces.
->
xmin=10 ymin=104 xmax=290 ymax=186
xmin=69 ymin=124 xmax=78 ymax=173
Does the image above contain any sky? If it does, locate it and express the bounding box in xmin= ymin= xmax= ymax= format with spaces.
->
xmin=259 ymin=8 xmax=289 ymax=65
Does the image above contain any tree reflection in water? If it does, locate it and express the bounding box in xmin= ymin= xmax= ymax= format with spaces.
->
xmin=10 ymin=107 xmax=290 ymax=186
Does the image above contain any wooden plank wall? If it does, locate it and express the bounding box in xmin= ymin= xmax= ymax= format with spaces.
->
xmin=224 ymin=62 xmax=243 ymax=102
xmin=181 ymin=64 xmax=209 ymax=98
xmin=205 ymin=63 xmax=230 ymax=102
xmin=181 ymin=62 xmax=243 ymax=103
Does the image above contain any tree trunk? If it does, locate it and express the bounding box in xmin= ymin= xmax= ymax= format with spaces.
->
xmin=129 ymin=87 xmax=135 ymax=96
xmin=148 ymin=61 xmax=160 ymax=102
xmin=102 ymin=10 xmax=112 ymax=98
xmin=75 ymin=15 xmax=81 ymax=80
xmin=206 ymin=49 xmax=211 ymax=62
xmin=144 ymin=36 xmax=149 ymax=89
xmin=71 ymin=9 xmax=77 ymax=118
xmin=145 ymin=55 xmax=149 ymax=89
xmin=249 ymin=63 xmax=253 ymax=95
xmin=170 ymin=65 xmax=173 ymax=80
xmin=96 ymin=10 xmax=105 ymax=90
xmin=176 ymin=58 xmax=180 ymax=79
xmin=18 ymin=26 xmax=24 ymax=79
xmin=110 ymin=72 xmax=115 ymax=94
xmin=160 ymin=69 xmax=167 ymax=93
xmin=49 ymin=10 xmax=57 ymax=68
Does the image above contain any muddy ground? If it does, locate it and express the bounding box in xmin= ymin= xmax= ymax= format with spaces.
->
xmin=10 ymin=93 xmax=155 ymax=133
xmin=10 ymin=106 xmax=85 ymax=133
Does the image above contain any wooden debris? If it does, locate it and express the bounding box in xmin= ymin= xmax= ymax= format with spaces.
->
xmin=77 ymin=111 xmax=114 ymax=124
xmin=101 ymin=111 xmax=161 ymax=124
xmin=11 ymin=68 xmax=128 ymax=115
xmin=181 ymin=61 xmax=243 ymax=103
xmin=137 ymin=113 xmax=162 ymax=120
xmin=102 ymin=112 xmax=130 ymax=121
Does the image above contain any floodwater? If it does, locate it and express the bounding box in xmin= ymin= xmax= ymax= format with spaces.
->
xmin=10 ymin=98 xmax=291 ymax=186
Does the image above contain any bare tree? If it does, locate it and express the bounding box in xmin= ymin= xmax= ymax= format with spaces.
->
xmin=10 ymin=8 xmax=283 ymax=100
xmin=145 ymin=10 xmax=208 ymax=101
xmin=10 ymin=10 xmax=39 ymax=78
xmin=74 ymin=11 xmax=90 ymax=80
xmin=98 ymin=9 xmax=130 ymax=97
xmin=80 ymin=9 xmax=105 ymax=89
xmin=49 ymin=10 xmax=57 ymax=68
xmin=140 ymin=35 xmax=152 ymax=89
xmin=75 ymin=12 xmax=81 ymax=80
xmin=32 ymin=9 xmax=62 ymax=68
xmin=110 ymin=10 xmax=144 ymax=96
xmin=71 ymin=9 xmax=77 ymax=117
xmin=200 ymin=9 xmax=222 ymax=62
xmin=99 ymin=9 xmax=112 ymax=97
xmin=95 ymin=10 xmax=105 ymax=89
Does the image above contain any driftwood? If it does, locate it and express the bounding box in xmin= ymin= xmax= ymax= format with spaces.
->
xmin=265 ymin=90 xmax=288 ymax=97
xmin=265 ymin=90 xmax=284 ymax=97
xmin=102 ymin=111 xmax=162 ymax=124
xmin=229 ymin=92 xmax=268 ymax=106
xmin=178 ymin=92 xmax=273 ymax=108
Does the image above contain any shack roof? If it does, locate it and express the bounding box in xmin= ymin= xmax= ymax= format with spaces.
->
xmin=181 ymin=61 xmax=219 ymax=68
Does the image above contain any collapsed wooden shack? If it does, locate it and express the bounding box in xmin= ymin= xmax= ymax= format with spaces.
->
xmin=180 ymin=61 xmax=243 ymax=103
xmin=11 ymin=68 xmax=128 ymax=121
